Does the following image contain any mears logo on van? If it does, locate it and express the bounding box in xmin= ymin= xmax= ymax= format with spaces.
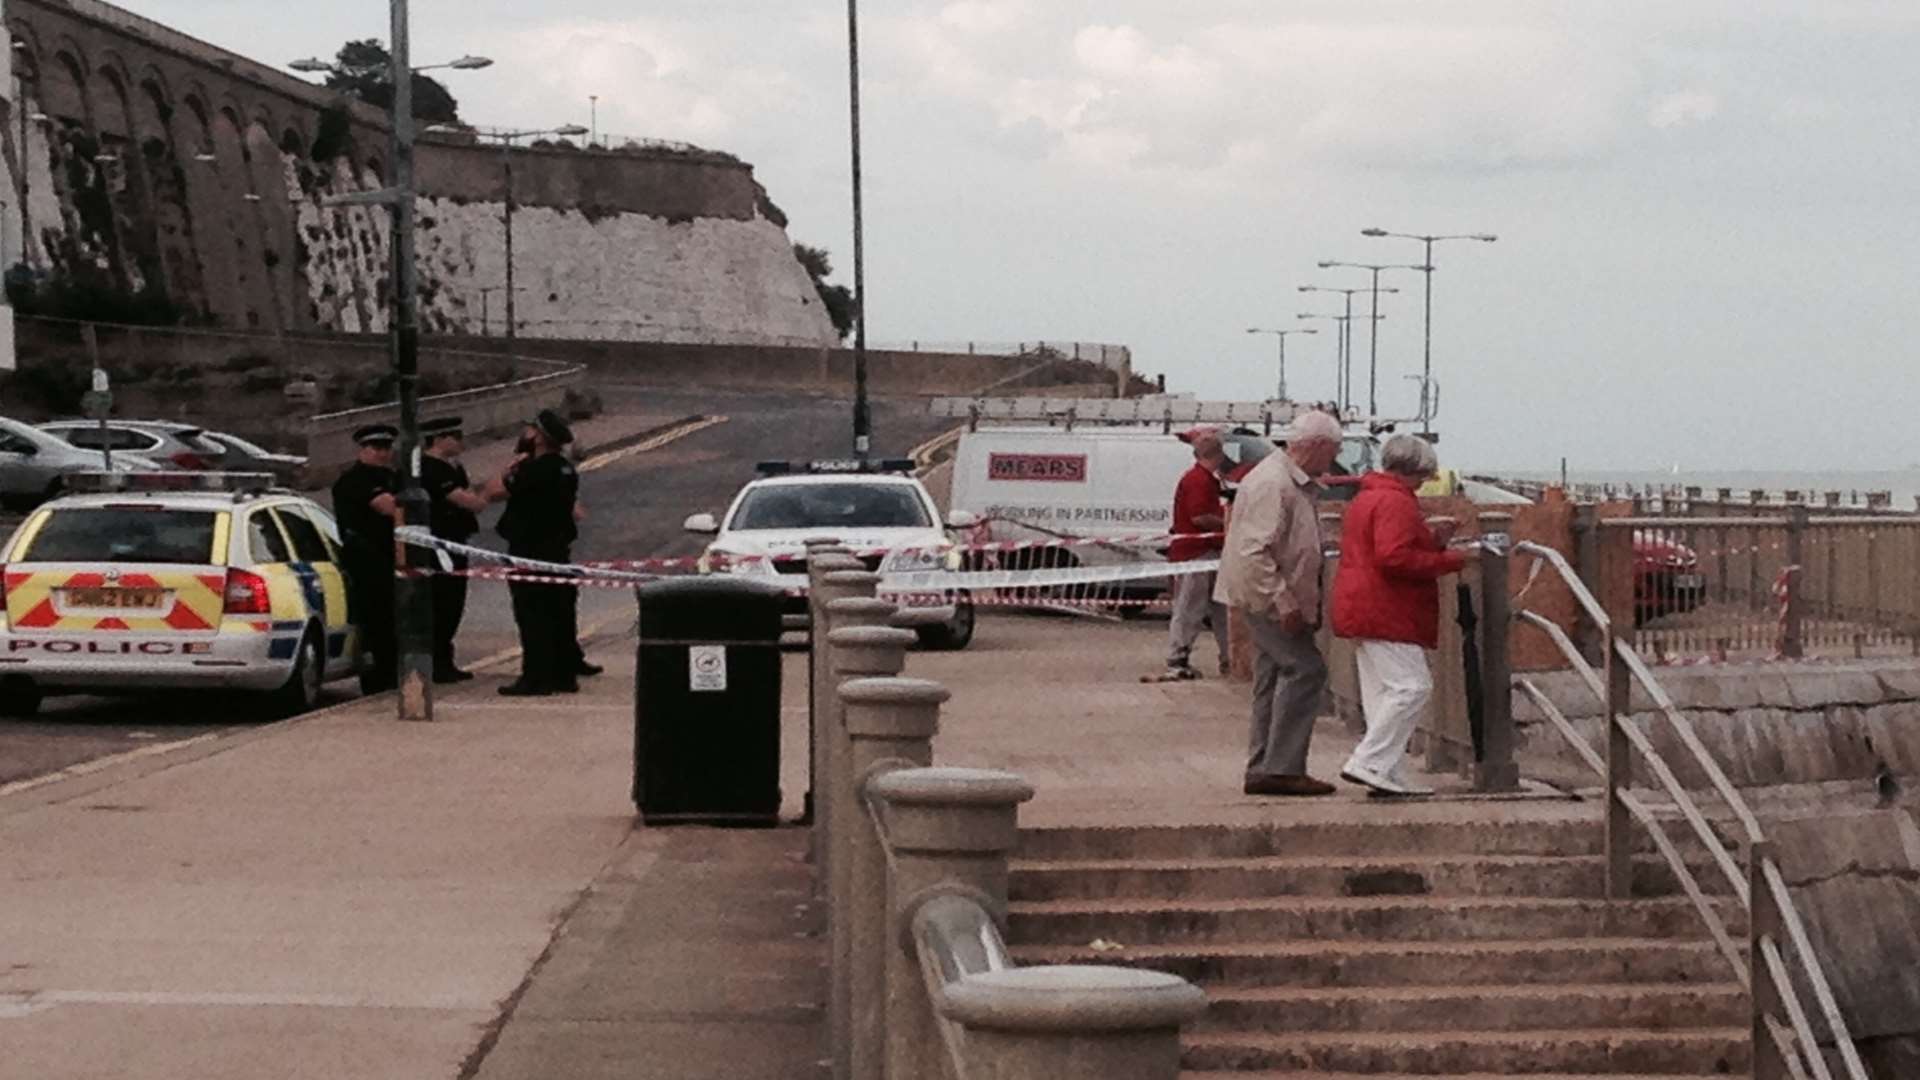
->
xmin=987 ymin=453 xmax=1087 ymax=483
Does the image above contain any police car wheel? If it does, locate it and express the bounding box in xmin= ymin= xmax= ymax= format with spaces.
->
xmin=0 ymin=678 xmax=41 ymax=718
xmin=270 ymin=633 xmax=323 ymax=717
xmin=916 ymin=594 xmax=975 ymax=651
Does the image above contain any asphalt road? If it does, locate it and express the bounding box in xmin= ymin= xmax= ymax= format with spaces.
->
xmin=0 ymin=386 xmax=953 ymax=788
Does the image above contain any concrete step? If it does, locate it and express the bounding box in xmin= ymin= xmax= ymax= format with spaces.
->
xmin=1008 ymin=852 xmax=1729 ymax=902
xmin=1017 ymin=817 xmax=1604 ymax=862
xmin=1006 ymin=895 xmax=1738 ymax=947
xmin=1182 ymin=1027 xmax=1751 ymax=1074
xmin=1181 ymin=1073 xmax=1731 ymax=1079
xmin=1195 ymin=981 xmax=1749 ymax=1034
xmin=1010 ymin=937 xmax=1736 ymax=989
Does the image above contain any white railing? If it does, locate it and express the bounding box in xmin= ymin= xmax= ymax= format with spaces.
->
xmin=804 ymin=548 xmax=1207 ymax=1080
xmin=1508 ymin=540 xmax=1870 ymax=1080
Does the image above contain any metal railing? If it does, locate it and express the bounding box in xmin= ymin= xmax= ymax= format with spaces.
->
xmin=1508 ymin=539 xmax=1870 ymax=1080
xmin=1592 ymin=513 xmax=1920 ymax=660
xmin=805 ymin=553 xmax=1207 ymax=1080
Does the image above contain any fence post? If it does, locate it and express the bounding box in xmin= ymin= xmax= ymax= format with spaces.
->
xmin=1604 ymin=628 xmax=1634 ymax=900
xmin=823 ymin=612 xmax=912 ymax=1080
xmin=942 ymin=967 xmax=1208 ymax=1080
xmin=1476 ymin=513 xmax=1518 ymax=793
xmin=840 ymin=677 xmax=947 ymax=1080
xmin=1749 ymin=840 xmax=1788 ymax=1080
xmin=808 ymin=552 xmax=864 ymax=863
xmin=871 ymin=767 xmax=1034 ymax=1080
xmin=1784 ymin=505 xmax=1806 ymax=659
xmin=1571 ymin=503 xmax=1604 ymax=664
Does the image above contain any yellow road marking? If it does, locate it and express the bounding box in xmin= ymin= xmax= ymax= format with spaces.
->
xmin=578 ymin=415 xmax=729 ymax=473
xmin=907 ymin=424 xmax=967 ymax=476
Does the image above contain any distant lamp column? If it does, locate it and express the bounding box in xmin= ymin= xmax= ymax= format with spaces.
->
xmin=1359 ymin=228 xmax=1498 ymax=431
xmin=1245 ymin=327 xmax=1316 ymax=402
xmin=1299 ymin=285 xmax=1394 ymax=414
xmin=1317 ymin=260 xmax=1423 ymax=415
xmin=1294 ymin=312 xmax=1360 ymax=409
xmin=442 ymin=124 xmax=589 ymax=341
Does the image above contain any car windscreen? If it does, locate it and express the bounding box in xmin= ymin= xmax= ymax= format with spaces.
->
xmin=21 ymin=507 xmax=220 ymax=564
xmin=730 ymin=484 xmax=930 ymax=530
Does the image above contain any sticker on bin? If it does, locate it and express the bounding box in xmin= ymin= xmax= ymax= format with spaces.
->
xmin=689 ymin=645 xmax=728 ymax=692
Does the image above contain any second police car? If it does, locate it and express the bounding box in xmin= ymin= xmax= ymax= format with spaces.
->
xmin=684 ymin=459 xmax=976 ymax=650
xmin=0 ymin=472 xmax=362 ymax=717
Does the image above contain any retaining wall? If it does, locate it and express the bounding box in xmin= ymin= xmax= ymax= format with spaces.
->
xmin=304 ymin=363 xmax=584 ymax=484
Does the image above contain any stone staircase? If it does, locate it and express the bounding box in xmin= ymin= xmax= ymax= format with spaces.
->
xmin=1006 ymin=815 xmax=1751 ymax=1077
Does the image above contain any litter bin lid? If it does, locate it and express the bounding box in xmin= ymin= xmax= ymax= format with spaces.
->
xmin=638 ymin=576 xmax=788 ymax=641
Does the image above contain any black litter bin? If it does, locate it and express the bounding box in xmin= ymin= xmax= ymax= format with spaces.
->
xmin=634 ymin=576 xmax=787 ymax=826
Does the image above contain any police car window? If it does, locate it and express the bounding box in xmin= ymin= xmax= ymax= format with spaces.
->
xmin=24 ymin=508 xmax=218 ymax=564
xmin=274 ymin=507 xmax=334 ymax=563
xmin=732 ymin=484 xmax=931 ymax=530
xmin=248 ymin=512 xmax=293 ymax=563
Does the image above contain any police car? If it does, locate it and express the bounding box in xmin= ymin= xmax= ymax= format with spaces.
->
xmin=683 ymin=459 xmax=976 ymax=649
xmin=0 ymin=472 xmax=362 ymax=717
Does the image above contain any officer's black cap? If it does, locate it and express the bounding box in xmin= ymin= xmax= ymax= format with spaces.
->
xmin=529 ymin=408 xmax=574 ymax=447
xmin=421 ymin=415 xmax=465 ymax=440
xmin=353 ymin=423 xmax=399 ymax=446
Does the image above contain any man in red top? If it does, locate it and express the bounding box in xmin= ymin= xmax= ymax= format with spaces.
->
xmin=1158 ymin=427 xmax=1230 ymax=680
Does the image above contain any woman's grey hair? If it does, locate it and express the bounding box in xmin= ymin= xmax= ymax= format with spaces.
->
xmin=1380 ymin=433 xmax=1440 ymax=477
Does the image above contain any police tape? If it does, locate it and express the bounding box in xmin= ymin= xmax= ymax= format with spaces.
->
xmin=394 ymin=527 xmax=1217 ymax=595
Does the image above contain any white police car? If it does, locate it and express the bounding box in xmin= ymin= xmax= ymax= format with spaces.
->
xmin=683 ymin=460 xmax=976 ymax=649
xmin=0 ymin=472 xmax=363 ymax=717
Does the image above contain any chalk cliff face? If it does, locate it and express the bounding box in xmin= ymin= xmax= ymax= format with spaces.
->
xmin=4 ymin=0 xmax=838 ymax=347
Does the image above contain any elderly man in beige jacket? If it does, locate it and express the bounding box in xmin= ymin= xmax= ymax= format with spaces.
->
xmin=1214 ymin=410 xmax=1345 ymax=797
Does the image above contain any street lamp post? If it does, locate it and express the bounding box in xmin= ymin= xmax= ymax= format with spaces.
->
xmin=1294 ymin=313 xmax=1359 ymax=409
xmin=1245 ymin=327 xmax=1316 ymax=401
xmin=458 ymin=126 xmax=588 ymax=341
xmin=847 ymin=0 xmax=870 ymax=459
xmin=290 ymin=41 xmax=492 ymax=722
xmin=1360 ymin=228 xmax=1496 ymax=432
xmin=1318 ymin=260 xmax=1423 ymax=415
xmin=1299 ymin=285 xmax=1395 ymax=415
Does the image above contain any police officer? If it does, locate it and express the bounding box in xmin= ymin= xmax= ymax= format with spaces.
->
xmin=493 ymin=409 xmax=592 ymax=696
xmin=420 ymin=416 xmax=489 ymax=683
xmin=331 ymin=423 xmax=400 ymax=693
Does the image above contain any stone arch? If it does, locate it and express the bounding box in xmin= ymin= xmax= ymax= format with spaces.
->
xmin=243 ymin=118 xmax=292 ymax=333
xmin=209 ymin=105 xmax=264 ymax=327
xmin=176 ymin=90 xmax=241 ymax=324
xmin=42 ymin=46 xmax=89 ymax=126
xmin=132 ymin=70 xmax=207 ymax=315
xmin=5 ymin=30 xmax=43 ymax=268
xmin=90 ymin=62 xmax=159 ymax=296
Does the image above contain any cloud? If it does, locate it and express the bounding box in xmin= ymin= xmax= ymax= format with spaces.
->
xmin=1648 ymin=90 xmax=1720 ymax=129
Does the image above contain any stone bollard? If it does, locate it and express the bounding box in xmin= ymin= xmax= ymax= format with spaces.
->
xmin=941 ymin=965 xmax=1208 ymax=1080
xmin=870 ymin=767 xmax=1034 ymax=1080
xmin=808 ymin=553 xmax=866 ymax=842
xmin=823 ymin=618 xmax=914 ymax=1080
xmin=839 ymin=677 xmax=948 ymax=1080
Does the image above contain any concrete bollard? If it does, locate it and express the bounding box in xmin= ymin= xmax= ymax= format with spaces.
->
xmin=822 ymin=618 xmax=913 ymax=1080
xmin=839 ymin=677 xmax=948 ymax=1080
xmin=941 ymin=965 xmax=1209 ymax=1080
xmin=808 ymin=553 xmax=866 ymax=844
xmin=869 ymin=767 xmax=1034 ymax=1080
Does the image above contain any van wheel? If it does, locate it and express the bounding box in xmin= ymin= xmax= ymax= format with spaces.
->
xmin=916 ymin=593 xmax=975 ymax=651
xmin=269 ymin=631 xmax=324 ymax=718
xmin=0 ymin=678 xmax=42 ymax=718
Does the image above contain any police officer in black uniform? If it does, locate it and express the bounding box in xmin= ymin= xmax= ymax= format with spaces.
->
xmin=419 ymin=416 xmax=490 ymax=683
xmin=331 ymin=423 xmax=400 ymax=693
xmin=494 ymin=409 xmax=592 ymax=696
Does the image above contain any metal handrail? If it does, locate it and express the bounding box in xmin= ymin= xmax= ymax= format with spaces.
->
xmin=1507 ymin=545 xmax=1870 ymax=1080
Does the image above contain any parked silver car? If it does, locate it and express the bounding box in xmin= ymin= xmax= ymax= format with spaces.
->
xmin=40 ymin=420 xmax=229 ymax=471
xmin=0 ymin=417 xmax=159 ymax=508
xmin=200 ymin=430 xmax=307 ymax=486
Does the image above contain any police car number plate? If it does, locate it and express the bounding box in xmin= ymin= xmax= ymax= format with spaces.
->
xmin=63 ymin=587 xmax=165 ymax=609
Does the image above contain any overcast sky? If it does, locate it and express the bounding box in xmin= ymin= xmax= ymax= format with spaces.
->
xmin=139 ymin=0 xmax=1920 ymax=471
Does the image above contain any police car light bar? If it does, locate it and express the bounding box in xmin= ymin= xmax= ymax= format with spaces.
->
xmin=65 ymin=471 xmax=280 ymax=495
xmin=755 ymin=458 xmax=917 ymax=476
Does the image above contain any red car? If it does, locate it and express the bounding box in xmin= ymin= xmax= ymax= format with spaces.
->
xmin=1633 ymin=531 xmax=1706 ymax=625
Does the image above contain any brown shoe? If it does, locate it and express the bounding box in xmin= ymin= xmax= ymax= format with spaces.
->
xmin=1243 ymin=774 xmax=1336 ymax=797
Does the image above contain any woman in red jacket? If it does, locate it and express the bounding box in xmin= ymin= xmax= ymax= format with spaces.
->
xmin=1330 ymin=435 xmax=1468 ymax=796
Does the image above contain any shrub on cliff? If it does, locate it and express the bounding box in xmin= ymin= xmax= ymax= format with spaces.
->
xmin=319 ymin=39 xmax=462 ymax=125
xmin=794 ymin=243 xmax=855 ymax=340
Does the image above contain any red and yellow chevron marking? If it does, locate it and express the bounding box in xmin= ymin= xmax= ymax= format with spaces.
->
xmin=4 ymin=568 xmax=227 ymax=633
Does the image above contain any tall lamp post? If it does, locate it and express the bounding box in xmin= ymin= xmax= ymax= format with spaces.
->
xmin=1359 ymin=228 xmax=1496 ymax=432
xmin=1294 ymin=312 xmax=1361 ymax=410
xmin=449 ymin=125 xmax=589 ymax=341
xmin=290 ymin=42 xmax=491 ymax=722
xmin=846 ymin=0 xmax=870 ymax=459
xmin=1299 ymin=285 xmax=1394 ymax=415
xmin=1245 ymin=327 xmax=1315 ymax=402
xmin=1318 ymin=260 xmax=1422 ymax=416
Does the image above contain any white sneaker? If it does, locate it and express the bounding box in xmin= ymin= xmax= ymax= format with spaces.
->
xmin=1339 ymin=762 xmax=1432 ymax=797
